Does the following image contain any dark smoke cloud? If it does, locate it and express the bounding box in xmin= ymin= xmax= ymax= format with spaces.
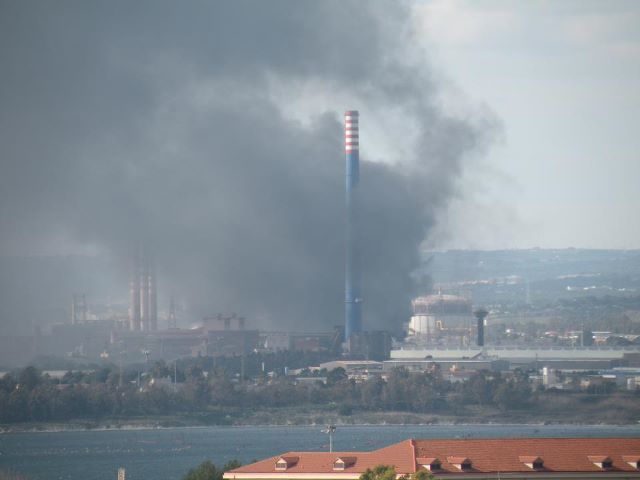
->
xmin=0 ymin=1 xmax=497 ymax=333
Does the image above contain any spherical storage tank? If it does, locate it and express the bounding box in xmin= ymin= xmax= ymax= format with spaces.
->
xmin=412 ymin=294 xmax=472 ymax=315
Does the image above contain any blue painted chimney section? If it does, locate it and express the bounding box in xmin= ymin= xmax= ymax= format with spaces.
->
xmin=344 ymin=110 xmax=362 ymax=342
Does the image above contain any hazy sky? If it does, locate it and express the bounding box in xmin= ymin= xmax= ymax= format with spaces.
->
xmin=2 ymin=1 xmax=636 ymax=256
xmin=413 ymin=0 xmax=640 ymax=250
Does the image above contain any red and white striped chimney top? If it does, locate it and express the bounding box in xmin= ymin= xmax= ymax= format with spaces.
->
xmin=345 ymin=110 xmax=359 ymax=153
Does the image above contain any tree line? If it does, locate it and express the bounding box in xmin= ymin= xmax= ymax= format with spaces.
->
xmin=0 ymin=361 xmax=541 ymax=423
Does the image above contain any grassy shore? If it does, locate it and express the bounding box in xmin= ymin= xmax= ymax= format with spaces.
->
xmin=2 ymin=397 xmax=639 ymax=433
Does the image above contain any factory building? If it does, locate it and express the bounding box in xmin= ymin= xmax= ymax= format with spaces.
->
xmin=383 ymin=358 xmax=510 ymax=374
xmin=193 ymin=330 xmax=260 ymax=357
xmin=390 ymin=345 xmax=640 ymax=373
xmin=192 ymin=313 xmax=260 ymax=357
xmin=260 ymin=331 xmax=338 ymax=353
xmin=348 ymin=330 xmax=392 ymax=361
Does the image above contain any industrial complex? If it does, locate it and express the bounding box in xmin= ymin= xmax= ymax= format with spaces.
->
xmin=1 ymin=110 xmax=640 ymax=396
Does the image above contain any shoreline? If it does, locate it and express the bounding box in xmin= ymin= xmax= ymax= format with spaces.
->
xmin=2 ymin=417 xmax=639 ymax=434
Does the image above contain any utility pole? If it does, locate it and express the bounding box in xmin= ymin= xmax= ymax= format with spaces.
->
xmin=322 ymin=425 xmax=336 ymax=452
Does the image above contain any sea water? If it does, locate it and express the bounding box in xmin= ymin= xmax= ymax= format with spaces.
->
xmin=1 ymin=424 xmax=639 ymax=480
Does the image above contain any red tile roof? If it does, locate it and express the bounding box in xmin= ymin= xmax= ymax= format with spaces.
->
xmin=415 ymin=457 xmax=438 ymax=464
xmin=275 ymin=456 xmax=299 ymax=470
xmin=445 ymin=456 xmax=470 ymax=464
xmin=279 ymin=457 xmax=299 ymax=463
xmin=227 ymin=439 xmax=416 ymax=477
xmin=225 ymin=437 xmax=640 ymax=477
xmin=518 ymin=456 xmax=543 ymax=463
xmin=588 ymin=455 xmax=612 ymax=462
xmin=413 ymin=438 xmax=640 ymax=474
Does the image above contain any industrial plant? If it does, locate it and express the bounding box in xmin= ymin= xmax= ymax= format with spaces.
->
xmin=1 ymin=111 xmax=639 ymax=396
xmin=0 ymin=110 xmax=390 ymax=366
xmin=3 ymin=2 xmax=639 ymax=480
xmin=128 ymin=246 xmax=157 ymax=332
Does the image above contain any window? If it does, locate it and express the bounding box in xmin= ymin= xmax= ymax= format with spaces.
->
xmin=417 ymin=457 xmax=440 ymax=471
xmin=333 ymin=457 xmax=356 ymax=470
xmin=588 ymin=456 xmax=613 ymax=469
xmin=623 ymin=456 xmax=640 ymax=469
xmin=447 ymin=456 xmax=472 ymax=471
xmin=275 ymin=456 xmax=298 ymax=471
xmin=520 ymin=456 xmax=544 ymax=470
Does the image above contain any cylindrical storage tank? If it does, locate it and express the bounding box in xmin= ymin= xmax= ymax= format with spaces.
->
xmin=409 ymin=315 xmax=437 ymax=335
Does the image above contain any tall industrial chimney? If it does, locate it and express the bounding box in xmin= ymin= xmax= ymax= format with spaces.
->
xmin=81 ymin=294 xmax=87 ymax=322
xmin=474 ymin=308 xmax=488 ymax=347
xmin=149 ymin=262 xmax=157 ymax=331
xmin=140 ymin=255 xmax=150 ymax=331
xmin=130 ymin=245 xmax=157 ymax=332
xmin=129 ymin=249 xmax=142 ymax=331
xmin=168 ymin=295 xmax=177 ymax=329
xmin=344 ymin=110 xmax=362 ymax=342
xmin=71 ymin=294 xmax=78 ymax=324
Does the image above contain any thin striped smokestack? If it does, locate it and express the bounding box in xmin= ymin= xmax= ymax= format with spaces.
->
xmin=345 ymin=110 xmax=362 ymax=342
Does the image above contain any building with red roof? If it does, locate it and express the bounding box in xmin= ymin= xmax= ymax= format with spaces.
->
xmin=224 ymin=438 xmax=640 ymax=479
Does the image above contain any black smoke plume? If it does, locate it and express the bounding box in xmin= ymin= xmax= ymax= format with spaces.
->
xmin=0 ymin=1 xmax=496 ymax=333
